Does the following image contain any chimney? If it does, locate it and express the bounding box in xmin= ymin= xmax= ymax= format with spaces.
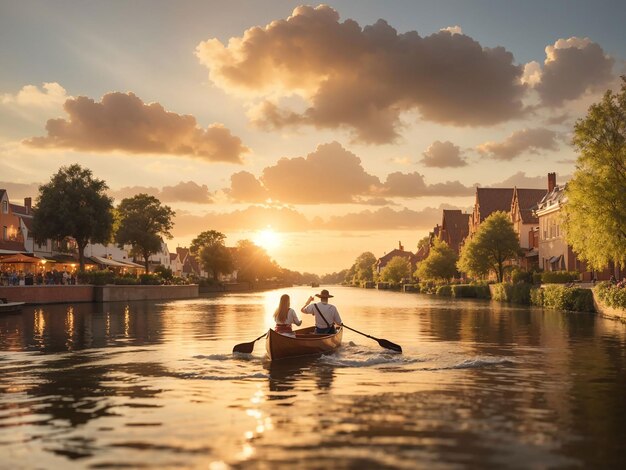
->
xmin=548 ymin=172 xmax=556 ymax=192
xmin=24 ymin=197 xmax=32 ymax=214
xmin=399 ymin=241 xmax=404 ymax=251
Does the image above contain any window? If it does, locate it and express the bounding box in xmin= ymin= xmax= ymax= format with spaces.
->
xmin=2 ymin=226 xmax=7 ymax=240
xmin=2 ymin=200 xmax=7 ymax=214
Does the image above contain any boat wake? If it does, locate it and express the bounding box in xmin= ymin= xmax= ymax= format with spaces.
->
xmin=178 ymin=371 xmax=269 ymax=381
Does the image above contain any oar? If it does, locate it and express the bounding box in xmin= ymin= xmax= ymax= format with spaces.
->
xmin=341 ymin=324 xmax=402 ymax=353
xmin=233 ymin=332 xmax=268 ymax=354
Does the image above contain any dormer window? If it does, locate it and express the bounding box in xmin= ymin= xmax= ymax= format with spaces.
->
xmin=2 ymin=200 xmax=7 ymax=214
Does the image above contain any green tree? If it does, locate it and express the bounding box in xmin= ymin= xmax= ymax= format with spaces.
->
xmin=457 ymin=211 xmax=520 ymax=282
xmin=115 ymin=194 xmax=175 ymax=272
xmin=417 ymin=235 xmax=430 ymax=251
xmin=33 ymin=164 xmax=114 ymax=271
xmin=415 ymin=239 xmax=458 ymax=281
xmin=190 ymin=230 xmax=226 ymax=258
xmin=350 ymin=252 xmax=377 ymax=284
xmin=199 ymin=244 xmax=234 ymax=281
xmin=234 ymin=239 xmax=279 ymax=282
xmin=562 ymin=78 xmax=626 ymax=270
xmin=379 ymin=256 xmax=412 ymax=284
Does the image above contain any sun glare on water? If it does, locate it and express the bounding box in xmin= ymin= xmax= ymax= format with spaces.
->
xmin=253 ymin=228 xmax=282 ymax=252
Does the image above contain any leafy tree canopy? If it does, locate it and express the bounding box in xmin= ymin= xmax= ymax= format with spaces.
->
xmin=379 ymin=256 xmax=412 ymax=284
xmin=415 ymin=239 xmax=458 ymax=281
xmin=33 ymin=164 xmax=114 ymax=270
xmin=457 ymin=211 xmax=520 ymax=282
xmin=417 ymin=236 xmax=430 ymax=251
xmin=234 ymin=239 xmax=279 ymax=282
xmin=190 ymin=230 xmax=227 ymax=258
xmin=349 ymin=251 xmax=377 ymax=284
xmin=199 ymin=243 xmax=234 ymax=281
xmin=115 ymin=194 xmax=175 ymax=271
xmin=563 ymin=77 xmax=626 ymax=270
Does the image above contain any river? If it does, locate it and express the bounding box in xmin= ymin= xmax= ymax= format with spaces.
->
xmin=1 ymin=286 xmax=625 ymax=469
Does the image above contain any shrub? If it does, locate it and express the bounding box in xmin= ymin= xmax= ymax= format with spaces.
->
xmin=510 ymin=268 xmax=533 ymax=284
xmin=542 ymin=285 xmax=595 ymax=312
xmin=419 ymin=280 xmax=438 ymax=294
xmin=532 ymin=272 xmax=543 ymax=285
xmin=530 ymin=287 xmax=544 ymax=306
xmin=595 ymin=282 xmax=626 ymax=310
xmin=491 ymin=283 xmax=532 ymax=305
xmin=154 ymin=265 xmax=174 ymax=280
xmin=77 ymin=270 xmax=114 ymax=285
xmin=541 ymin=271 xmax=580 ymax=284
xmin=139 ymin=273 xmax=163 ymax=285
xmin=451 ymin=284 xmax=477 ymax=298
xmin=436 ymin=285 xmax=452 ymax=297
xmin=113 ymin=275 xmax=140 ymax=285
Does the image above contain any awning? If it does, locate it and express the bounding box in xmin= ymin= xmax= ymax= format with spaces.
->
xmin=90 ymin=256 xmax=132 ymax=268
xmin=0 ymin=253 xmax=43 ymax=263
xmin=549 ymin=255 xmax=563 ymax=264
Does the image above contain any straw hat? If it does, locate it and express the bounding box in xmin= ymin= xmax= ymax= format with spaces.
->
xmin=315 ymin=289 xmax=334 ymax=298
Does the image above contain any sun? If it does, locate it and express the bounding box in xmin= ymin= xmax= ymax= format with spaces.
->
xmin=253 ymin=228 xmax=282 ymax=251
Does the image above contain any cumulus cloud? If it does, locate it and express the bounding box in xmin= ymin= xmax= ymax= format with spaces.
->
xmin=24 ymin=92 xmax=248 ymax=162
xmin=111 ymin=181 xmax=214 ymax=204
xmin=529 ymin=37 xmax=614 ymax=107
xmin=226 ymin=141 xmax=380 ymax=204
xmin=440 ymin=25 xmax=463 ymax=35
xmin=196 ymin=5 xmax=526 ymax=143
xmin=477 ymin=128 xmax=560 ymax=160
xmin=1 ymin=82 xmax=68 ymax=108
xmin=420 ymin=140 xmax=466 ymax=168
xmin=380 ymin=172 xmax=473 ymax=197
xmin=490 ymin=171 xmax=571 ymax=189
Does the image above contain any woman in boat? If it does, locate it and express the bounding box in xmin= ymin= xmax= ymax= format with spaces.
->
xmin=273 ymin=294 xmax=302 ymax=337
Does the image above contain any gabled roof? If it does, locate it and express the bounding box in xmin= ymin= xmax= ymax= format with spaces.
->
xmin=440 ymin=209 xmax=470 ymax=253
xmin=513 ymin=188 xmax=547 ymax=224
xmin=476 ymin=188 xmax=514 ymax=221
xmin=176 ymin=247 xmax=190 ymax=262
xmin=169 ymin=253 xmax=178 ymax=262
xmin=10 ymin=203 xmax=31 ymax=217
xmin=20 ymin=216 xmax=33 ymax=231
xmin=376 ymin=248 xmax=418 ymax=268
xmin=536 ymin=184 xmax=567 ymax=212
xmin=0 ymin=189 xmax=6 ymax=200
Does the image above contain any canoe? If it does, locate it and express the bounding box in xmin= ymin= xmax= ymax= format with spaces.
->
xmin=0 ymin=301 xmax=25 ymax=314
xmin=266 ymin=326 xmax=342 ymax=361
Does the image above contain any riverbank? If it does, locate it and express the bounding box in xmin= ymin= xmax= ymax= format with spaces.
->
xmin=0 ymin=284 xmax=199 ymax=304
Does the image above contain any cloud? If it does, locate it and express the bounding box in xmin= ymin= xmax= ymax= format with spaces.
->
xmin=530 ymin=37 xmax=614 ymax=107
xmin=0 ymin=181 xmax=41 ymax=200
xmin=111 ymin=181 xmax=214 ymax=204
xmin=380 ymin=172 xmax=473 ymax=197
xmin=226 ymin=141 xmax=380 ymax=204
xmin=420 ymin=140 xmax=466 ymax=168
xmin=1 ymin=82 xmax=68 ymax=108
xmin=440 ymin=25 xmax=463 ymax=35
xmin=196 ymin=5 xmax=526 ymax=143
xmin=172 ymin=205 xmax=311 ymax=236
xmin=490 ymin=171 xmax=571 ymax=189
xmin=24 ymin=92 xmax=249 ymax=162
xmin=323 ymin=204 xmax=465 ymax=231
xmin=477 ymin=128 xmax=560 ymax=160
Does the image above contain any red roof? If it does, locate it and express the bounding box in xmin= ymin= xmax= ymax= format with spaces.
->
xmin=10 ymin=203 xmax=30 ymax=217
xmin=513 ymin=188 xmax=547 ymax=224
xmin=0 ymin=240 xmax=27 ymax=252
xmin=376 ymin=248 xmax=418 ymax=269
xmin=440 ymin=210 xmax=470 ymax=253
xmin=476 ymin=188 xmax=514 ymax=221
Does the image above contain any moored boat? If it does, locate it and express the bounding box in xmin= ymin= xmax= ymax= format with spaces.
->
xmin=0 ymin=301 xmax=25 ymax=314
xmin=266 ymin=326 xmax=342 ymax=361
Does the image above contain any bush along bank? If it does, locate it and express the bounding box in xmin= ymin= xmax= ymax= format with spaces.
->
xmin=487 ymin=282 xmax=595 ymax=313
xmin=595 ymin=282 xmax=626 ymax=310
xmin=430 ymin=283 xmax=490 ymax=299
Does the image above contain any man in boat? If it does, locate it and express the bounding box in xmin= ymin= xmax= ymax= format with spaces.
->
xmin=301 ymin=289 xmax=342 ymax=334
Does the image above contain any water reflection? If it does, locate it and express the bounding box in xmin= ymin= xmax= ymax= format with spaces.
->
xmin=0 ymin=288 xmax=625 ymax=468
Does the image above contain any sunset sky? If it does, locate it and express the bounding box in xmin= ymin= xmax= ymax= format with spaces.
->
xmin=1 ymin=0 xmax=625 ymax=274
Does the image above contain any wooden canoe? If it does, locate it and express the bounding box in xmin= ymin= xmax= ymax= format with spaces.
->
xmin=266 ymin=326 xmax=343 ymax=361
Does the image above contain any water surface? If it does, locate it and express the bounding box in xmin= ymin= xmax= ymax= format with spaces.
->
xmin=1 ymin=286 xmax=625 ymax=468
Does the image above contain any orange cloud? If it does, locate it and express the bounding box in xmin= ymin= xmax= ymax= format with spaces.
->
xmin=111 ymin=181 xmax=214 ymax=204
xmin=421 ymin=140 xmax=466 ymax=168
xmin=380 ymin=172 xmax=473 ymax=197
xmin=477 ymin=128 xmax=560 ymax=160
xmin=490 ymin=171 xmax=571 ymax=189
xmin=24 ymin=92 xmax=248 ymax=162
xmin=196 ymin=5 xmax=526 ymax=143
xmin=526 ymin=37 xmax=614 ymax=107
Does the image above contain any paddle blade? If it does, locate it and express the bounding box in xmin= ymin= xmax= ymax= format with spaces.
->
xmin=233 ymin=341 xmax=255 ymax=354
xmin=378 ymin=339 xmax=402 ymax=353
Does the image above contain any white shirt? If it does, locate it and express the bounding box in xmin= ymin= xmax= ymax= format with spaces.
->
xmin=276 ymin=308 xmax=302 ymax=326
xmin=302 ymin=302 xmax=342 ymax=329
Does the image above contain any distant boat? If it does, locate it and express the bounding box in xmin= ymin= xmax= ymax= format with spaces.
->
xmin=311 ymin=282 xmax=320 ymax=287
xmin=0 ymin=301 xmax=25 ymax=314
xmin=266 ymin=326 xmax=343 ymax=361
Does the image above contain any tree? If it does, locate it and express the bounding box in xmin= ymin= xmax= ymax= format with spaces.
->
xmin=33 ymin=164 xmax=114 ymax=271
xmin=349 ymin=252 xmax=377 ymax=285
xmin=115 ymin=194 xmax=175 ymax=272
xmin=189 ymin=230 xmax=234 ymax=281
xmin=417 ymin=235 xmax=430 ymax=251
xmin=562 ymin=78 xmax=626 ymax=270
xmin=415 ymin=239 xmax=458 ymax=281
xmin=379 ymin=256 xmax=412 ymax=284
xmin=234 ymin=239 xmax=279 ymax=282
xmin=457 ymin=211 xmax=520 ymax=282
xmin=190 ymin=230 xmax=226 ymax=258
